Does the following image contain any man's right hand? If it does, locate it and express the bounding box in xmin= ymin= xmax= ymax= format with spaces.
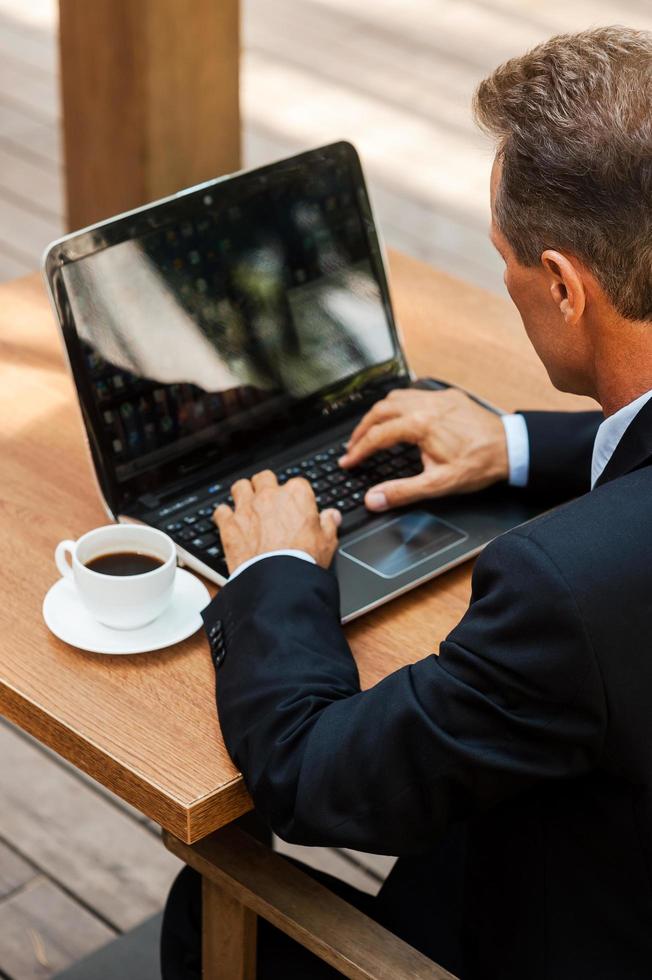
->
xmin=339 ymin=387 xmax=510 ymax=512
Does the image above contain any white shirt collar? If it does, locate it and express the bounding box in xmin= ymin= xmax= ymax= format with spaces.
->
xmin=591 ymin=388 xmax=652 ymax=487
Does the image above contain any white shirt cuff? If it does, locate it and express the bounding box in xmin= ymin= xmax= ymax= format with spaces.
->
xmin=227 ymin=549 xmax=316 ymax=583
xmin=501 ymin=413 xmax=530 ymax=488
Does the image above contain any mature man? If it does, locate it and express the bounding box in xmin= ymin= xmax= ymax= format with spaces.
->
xmin=162 ymin=26 xmax=652 ymax=980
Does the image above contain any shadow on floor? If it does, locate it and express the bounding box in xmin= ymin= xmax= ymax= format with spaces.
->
xmin=53 ymin=913 xmax=163 ymax=980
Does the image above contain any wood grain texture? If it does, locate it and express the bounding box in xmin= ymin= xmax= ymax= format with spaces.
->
xmin=0 ymin=192 xmax=60 ymax=261
xmin=0 ymin=143 xmax=62 ymax=218
xmin=0 ymin=722 xmax=181 ymax=931
xmin=0 ymin=247 xmax=32 ymax=279
xmin=203 ymin=876 xmax=257 ymax=980
xmin=0 ymin=50 xmax=57 ymax=123
xmin=0 ymin=837 xmax=34 ymax=900
xmin=58 ymin=0 xmax=241 ymax=230
xmin=166 ymin=827 xmax=457 ymax=980
xmin=0 ymin=876 xmax=115 ymax=979
xmin=5 ymin=717 xmax=160 ymax=827
xmin=0 ymin=258 xmax=596 ymax=843
xmin=0 ymin=10 xmax=57 ymax=76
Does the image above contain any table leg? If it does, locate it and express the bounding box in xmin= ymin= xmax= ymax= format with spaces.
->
xmin=202 ymin=874 xmax=257 ymax=980
xmin=58 ymin=0 xmax=241 ymax=230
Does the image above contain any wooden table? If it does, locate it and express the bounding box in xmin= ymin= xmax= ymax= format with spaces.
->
xmin=1 ymin=252 xmax=598 ymax=977
xmin=0 ymin=251 xmax=596 ymax=851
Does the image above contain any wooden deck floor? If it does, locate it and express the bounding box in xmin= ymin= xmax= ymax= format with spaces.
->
xmin=2 ymin=0 xmax=652 ymax=975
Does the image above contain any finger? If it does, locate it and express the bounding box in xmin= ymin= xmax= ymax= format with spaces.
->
xmin=231 ymin=478 xmax=253 ymax=507
xmin=320 ymin=507 xmax=342 ymax=535
xmin=251 ymin=469 xmax=278 ymax=492
xmin=344 ymin=399 xmax=403 ymax=457
xmin=286 ymin=475 xmax=315 ymax=500
xmin=365 ymin=467 xmax=458 ymax=511
xmin=213 ymin=502 xmax=234 ymax=530
xmin=341 ymin=417 xmax=422 ymax=468
xmin=344 ymin=392 xmax=423 ymax=450
xmin=343 ymin=390 xmax=436 ymax=459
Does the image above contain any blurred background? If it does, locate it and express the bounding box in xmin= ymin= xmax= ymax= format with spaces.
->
xmin=1 ymin=0 xmax=651 ymax=977
xmin=3 ymin=0 xmax=652 ymax=301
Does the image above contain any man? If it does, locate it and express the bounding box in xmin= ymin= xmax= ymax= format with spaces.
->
xmin=162 ymin=26 xmax=652 ymax=979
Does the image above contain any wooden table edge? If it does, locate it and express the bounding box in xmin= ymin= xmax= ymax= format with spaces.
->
xmin=0 ymin=680 xmax=252 ymax=842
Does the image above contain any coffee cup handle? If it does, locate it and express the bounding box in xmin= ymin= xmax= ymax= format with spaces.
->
xmin=55 ymin=540 xmax=76 ymax=581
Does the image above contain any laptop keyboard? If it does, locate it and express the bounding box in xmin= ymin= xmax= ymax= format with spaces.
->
xmin=153 ymin=439 xmax=423 ymax=576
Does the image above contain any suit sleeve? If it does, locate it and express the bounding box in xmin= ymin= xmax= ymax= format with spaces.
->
xmin=519 ymin=410 xmax=602 ymax=500
xmin=204 ymin=542 xmax=606 ymax=855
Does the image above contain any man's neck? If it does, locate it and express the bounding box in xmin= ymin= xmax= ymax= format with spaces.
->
xmin=592 ymin=315 xmax=652 ymax=418
xmin=600 ymin=381 xmax=652 ymax=419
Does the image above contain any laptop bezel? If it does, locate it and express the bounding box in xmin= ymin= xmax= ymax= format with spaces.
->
xmin=43 ymin=141 xmax=411 ymax=519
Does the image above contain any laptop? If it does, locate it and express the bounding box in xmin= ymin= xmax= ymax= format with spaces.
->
xmin=44 ymin=141 xmax=545 ymax=622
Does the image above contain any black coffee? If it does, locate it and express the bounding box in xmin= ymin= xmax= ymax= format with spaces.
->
xmin=85 ymin=551 xmax=164 ymax=576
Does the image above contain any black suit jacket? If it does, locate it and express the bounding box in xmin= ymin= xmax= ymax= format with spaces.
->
xmin=202 ymin=402 xmax=652 ymax=980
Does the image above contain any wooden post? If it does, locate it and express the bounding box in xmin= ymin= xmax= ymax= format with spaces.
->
xmin=203 ymin=876 xmax=257 ymax=980
xmin=58 ymin=0 xmax=241 ymax=231
xmin=165 ymin=827 xmax=458 ymax=979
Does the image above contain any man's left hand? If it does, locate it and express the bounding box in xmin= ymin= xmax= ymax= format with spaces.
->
xmin=213 ymin=470 xmax=342 ymax=575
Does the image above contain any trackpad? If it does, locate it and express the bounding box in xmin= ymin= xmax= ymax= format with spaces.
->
xmin=341 ymin=511 xmax=467 ymax=579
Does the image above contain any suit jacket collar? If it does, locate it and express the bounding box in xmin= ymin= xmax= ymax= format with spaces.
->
xmin=594 ymin=394 xmax=652 ymax=488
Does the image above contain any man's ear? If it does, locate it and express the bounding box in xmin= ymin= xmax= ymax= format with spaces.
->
xmin=541 ymin=250 xmax=586 ymax=325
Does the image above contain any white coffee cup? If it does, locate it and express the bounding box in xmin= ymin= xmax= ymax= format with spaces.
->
xmin=55 ymin=525 xmax=177 ymax=630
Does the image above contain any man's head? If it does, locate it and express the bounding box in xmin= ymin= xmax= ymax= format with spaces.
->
xmin=474 ymin=26 xmax=652 ymax=403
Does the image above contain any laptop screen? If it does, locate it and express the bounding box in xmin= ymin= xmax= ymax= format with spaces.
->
xmin=48 ymin=143 xmax=407 ymax=511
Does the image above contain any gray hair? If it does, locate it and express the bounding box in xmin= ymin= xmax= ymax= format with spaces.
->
xmin=474 ymin=26 xmax=652 ymax=321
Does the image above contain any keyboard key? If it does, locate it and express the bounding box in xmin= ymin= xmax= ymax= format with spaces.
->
xmin=194 ymin=519 xmax=213 ymax=534
xmin=343 ymin=478 xmax=363 ymax=491
xmin=192 ymin=533 xmax=219 ymax=550
xmin=156 ymin=494 xmax=200 ymax=519
xmin=316 ymin=490 xmax=337 ymax=506
xmin=326 ymin=471 xmax=346 ymax=486
xmin=170 ymin=438 xmax=419 ymax=546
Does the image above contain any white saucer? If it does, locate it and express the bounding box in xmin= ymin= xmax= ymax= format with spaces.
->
xmin=42 ymin=568 xmax=211 ymax=655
